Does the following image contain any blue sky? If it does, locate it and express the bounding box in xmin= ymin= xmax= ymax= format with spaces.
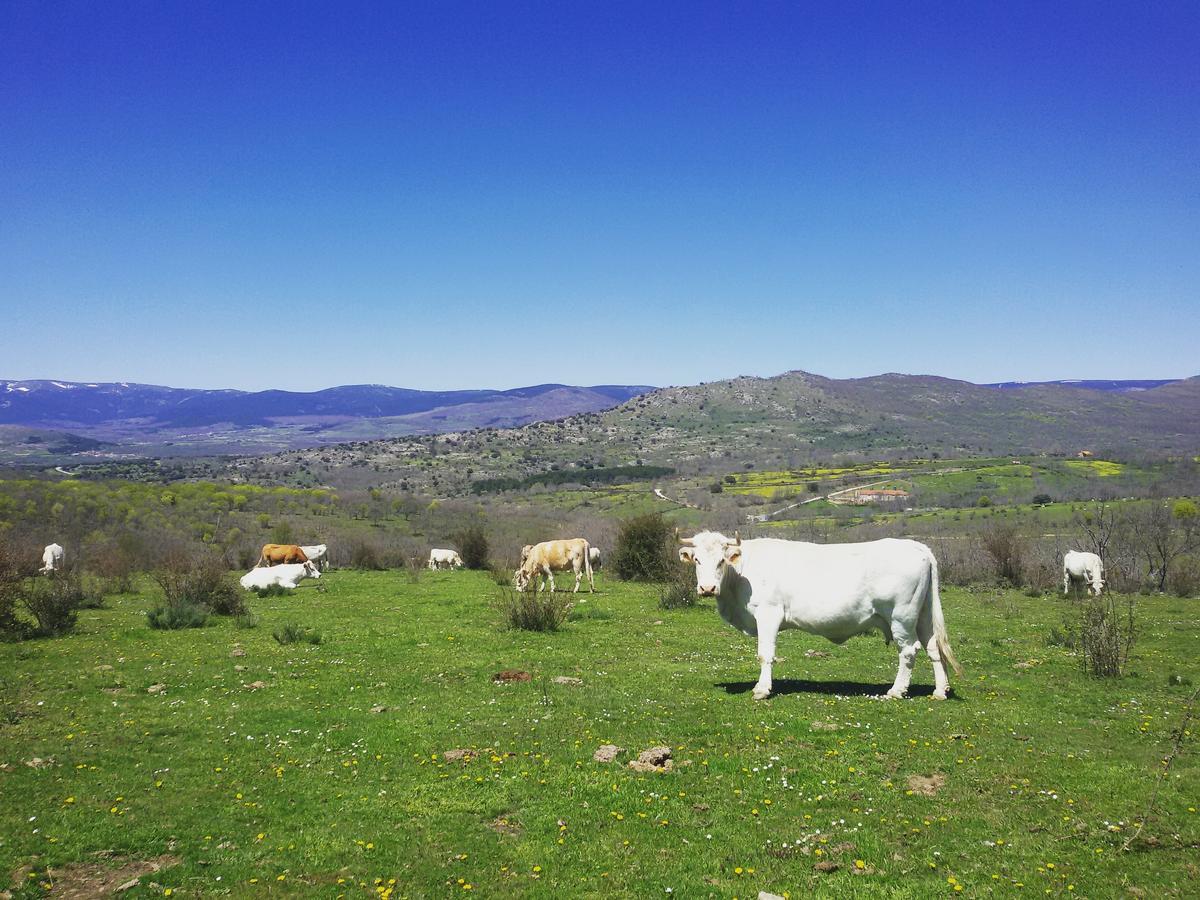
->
xmin=1 ymin=2 xmax=1196 ymax=391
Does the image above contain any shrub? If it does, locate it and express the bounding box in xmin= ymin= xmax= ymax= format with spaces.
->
xmin=92 ymin=533 xmax=144 ymax=594
xmin=147 ymin=599 xmax=209 ymax=630
xmin=347 ymin=539 xmax=385 ymax=570
xmin=273 ymin=622 xmax=322 ymax=645
xmin=1079 ymin=594 xmax=1137 ymax=677
xmin=1166 ymin=556 xmax=1200 ymax=598
xmin=455 ymin=524 xmax=490 ymax=570
xmin=980 ymin=524 xmax=1025 ymax=586
xmin=1032 ymin=493 xmax=1053 ymax=507
xmin=0 ymin=546 xmax=20 ymax=639
xmin=250 ymin=583 xmax=292 ymax=598
xmin=977 ymin=495 xmax=992 ymax=508
xmin=21 ymin=571 xmax=87 ymax=637
xmin=1045 ymin=623 xmax=1077 ymax=649
xmin=613 ymin=513 xmax=675 ymax=582
xmin=150 ymin=551 xmax=243 ymax=628
xmin=658 ymin=564 xmax=698 ymax=610
xmin=495 ymin=586 xmax=571 ymax=632
xmin=234 ymin=611 xmax=259 ymax=629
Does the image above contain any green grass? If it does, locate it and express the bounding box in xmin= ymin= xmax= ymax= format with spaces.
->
xmin=2 ymin=572 xmax=1198 ymax=897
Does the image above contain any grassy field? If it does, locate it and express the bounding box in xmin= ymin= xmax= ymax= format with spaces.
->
xmin=2 ymin=572 xmax=1198 ymax=897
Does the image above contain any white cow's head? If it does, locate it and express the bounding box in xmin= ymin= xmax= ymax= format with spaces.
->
xmin=678 ymin=531 xmax=742 ymax=597
xmin=303 ymin=561 xmax=321 ymax=579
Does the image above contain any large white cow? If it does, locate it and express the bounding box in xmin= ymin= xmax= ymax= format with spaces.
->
xmin=240 ymin=561 xmax=320 ymax=591
xmin=679 ymin=532 xmax=961 ymax=701
xmin=40 ymin=543 xmax=64 ymax=574
xmin=1063 ymin=550 xmax=1105 ymax=597
xmin=428 ymin=548 xmax=464 ymax=570
xmin=300 ymin=544 xmax=329 ymax=571
xmin=514 ymin=539 xmax=595 ymax=593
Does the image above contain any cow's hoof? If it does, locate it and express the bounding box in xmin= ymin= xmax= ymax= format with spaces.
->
xmin=884 ymin=689 xmax=905 ymax=700
xmin=932 ymin=690 xmax=949 ymax=701
xmin=752 ymin=688 xmax=771 ymax=701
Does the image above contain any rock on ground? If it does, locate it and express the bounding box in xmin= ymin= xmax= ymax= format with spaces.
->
xmin=628 ymin=746 xmax=673 ymax=773
xmin=593 ymin=744 xmax=624 ymax=763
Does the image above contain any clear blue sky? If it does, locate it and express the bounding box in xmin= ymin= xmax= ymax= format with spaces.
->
xmin=2 ymin=2 xmax=1197 ymax=391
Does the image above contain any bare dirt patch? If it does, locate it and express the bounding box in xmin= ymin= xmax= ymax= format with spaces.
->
xmin=906 ymin=773 xmax=946 ymax=796
xmin=41 ymin=854 xmax=181 ymax=897
xmin=593 ymin=744 xmax=624 ymax=763
xmin=628 ymin=746 xmax=673 ymax=773
xmin=492 ymin=670 xmax=531 ymax=683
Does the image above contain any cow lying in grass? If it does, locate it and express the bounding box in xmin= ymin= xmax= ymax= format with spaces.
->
xmin=678 ymin=531 xmax=961 ymax=700
xmin=240 ymin=561 xmax=320 ymax=591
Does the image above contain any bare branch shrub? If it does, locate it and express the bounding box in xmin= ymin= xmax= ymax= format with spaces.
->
xmin=980 ymin=523 xmax=1026 ymax=586
xmin=1079 ymin=594 xmax=1137 ymax=677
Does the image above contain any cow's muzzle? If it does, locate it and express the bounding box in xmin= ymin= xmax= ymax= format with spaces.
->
xmin=697 ymin=585 xmax=719 ymax=597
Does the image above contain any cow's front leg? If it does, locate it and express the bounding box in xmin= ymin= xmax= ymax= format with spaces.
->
xmin=1063 ymin=571 xmax=1070 ymax=596
xmin=752 ymin=608 xmax=784 ymax=700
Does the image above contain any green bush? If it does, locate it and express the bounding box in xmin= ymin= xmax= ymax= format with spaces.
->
xmin=21 ymin=571 xmax=89 ymax=637
xmin=273 ymin=622 xmax=322 ymax=645
xmin=658 ymin=565 xmax=698 ymax=610
xmin=495 ymin=586 xmax=571 ymax=632
xmin=612 ymin=513 xmax=676 ymax=582
xmin=251 ymin=583 xmax=292 ymax=598
xmin=147 ymin=599 xmax=209 ymax=630
xmin=455 ymin=524 xmax=490 ymax=570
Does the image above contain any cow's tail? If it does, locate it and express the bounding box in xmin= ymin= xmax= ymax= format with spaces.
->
xmin=927 ymin=552 xmax=962 ymax=676
xmin=584 ymin=540 xmax=594 ymax=582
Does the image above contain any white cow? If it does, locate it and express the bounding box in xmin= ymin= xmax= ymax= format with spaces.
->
xmin=428 ymin=548 xmax=464 ymax=570
xmin=679 ymin=532 xmax=961 ymax=701
xmin=589 ymin=546 xmax=602 ymax=569
xmin=240 ymin=561 xmax=320 ymax=591
xmin=300 ymin=544 xmax=329 ymax=571
xmin=40 ymin=543 xmax=64 ymax=574
xmin=1063 ymin=550 xmax=1105 ymax=597
xmin=514 ymin=539 xmax=595 ymax=593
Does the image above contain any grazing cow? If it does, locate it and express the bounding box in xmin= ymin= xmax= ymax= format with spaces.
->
xmin=40 ymin=543 xmax=64 ymax=574
xmin=514 ymin=539 xmax=595 ymax=593
xmin=1063 ymin=550 xmax=1105 ymax=597
xmin=428 ymin=548 xmax=464 ymax=570
xmin=300 ymin=544 xmax=329 ymax=571
xmin=256 ymin=544 xmax=310 ymax=567
xmin=678 ymin=532 xmax=961 ymax=701
xmin=589 ymin=546 xmax=602 ymax=569
xmin=240 ymin=561 xmax=320 ymax=591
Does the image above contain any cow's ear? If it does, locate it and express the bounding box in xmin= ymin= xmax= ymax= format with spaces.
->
xmin=678 ymin=547 xmax=695 ymax=564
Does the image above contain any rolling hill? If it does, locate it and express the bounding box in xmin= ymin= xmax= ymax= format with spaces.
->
xmin=230 ymin=371 xmax=1200 ymax=493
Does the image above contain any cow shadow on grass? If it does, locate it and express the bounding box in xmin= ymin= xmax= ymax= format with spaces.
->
xmin=716 ymin=679 xmax=946 ymax=699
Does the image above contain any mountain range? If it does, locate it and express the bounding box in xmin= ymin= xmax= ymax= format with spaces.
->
xmin=0 ymin=380 xmax=653 ymax=460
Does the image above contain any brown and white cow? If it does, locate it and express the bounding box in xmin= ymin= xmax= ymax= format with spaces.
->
xmin=257 ymin=544 xmax=310 ymax=567
xmin=514 ymin=539 xmax=595 ymax=593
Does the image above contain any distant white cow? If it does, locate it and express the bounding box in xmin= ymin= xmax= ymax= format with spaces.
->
xmin=240 ymin=561 xmax=320 ymax=591
xmin=1063 ymin=550 xmax=1105 ymax=597
xmin=40 ymin=543 xmax=64 ymax=574
xmin=589 ymin=546 xmax=602 ymax=569
xmin=514 ymin=539 xmax=595 ymax=593
xmin=428 ymin=549 xmax=464 ymax=570
xmin=679 ymin=532 xmax=961 ymax=701
xmin=300 ymin=544 xmax=329 ymax=571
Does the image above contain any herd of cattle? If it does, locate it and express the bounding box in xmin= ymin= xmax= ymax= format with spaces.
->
xmin=32 ymin=535 xmax=1108 ymax=700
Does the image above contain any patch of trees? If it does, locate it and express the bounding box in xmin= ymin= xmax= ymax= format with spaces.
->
xmin=469 ymin=465 xmax=674 ymax=494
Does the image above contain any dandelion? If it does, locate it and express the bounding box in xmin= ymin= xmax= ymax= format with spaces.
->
xmin=734 ymin=867 xmax=744 ymax=875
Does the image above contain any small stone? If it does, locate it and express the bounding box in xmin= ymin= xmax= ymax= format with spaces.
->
xmin=244 ymin=681 xmax=266 ymax=691
xmin=230 ymin=648 xmax=247 ymax=658
xmin=593 ymin=744 xmax=624 ymax=763
xmin=370 ymin=705 xmax=388 ymax=714
xmin=811 ymin=721 xmax=839 ymax=731
xmin=147 ymin=683 xmax=166 ymax=695
xmin=95 ymin=664 xmax=114 ymax=671
xmin=760 ymin=892 xmax=787 ymax=900
xmin=804 ymin=649 xmax=829 ymax=658
xmin=24 ymin=757 xmax=54 ymax=769
xmin=233 ymin=665 xmax=246 ymax=672
xmin=443 ymin=749 xmax=473 ymax=762
xmin=814 ymin=860 xmax=840 ymax=873
xmin=552 ymin=676 xmax=583 ymax=686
